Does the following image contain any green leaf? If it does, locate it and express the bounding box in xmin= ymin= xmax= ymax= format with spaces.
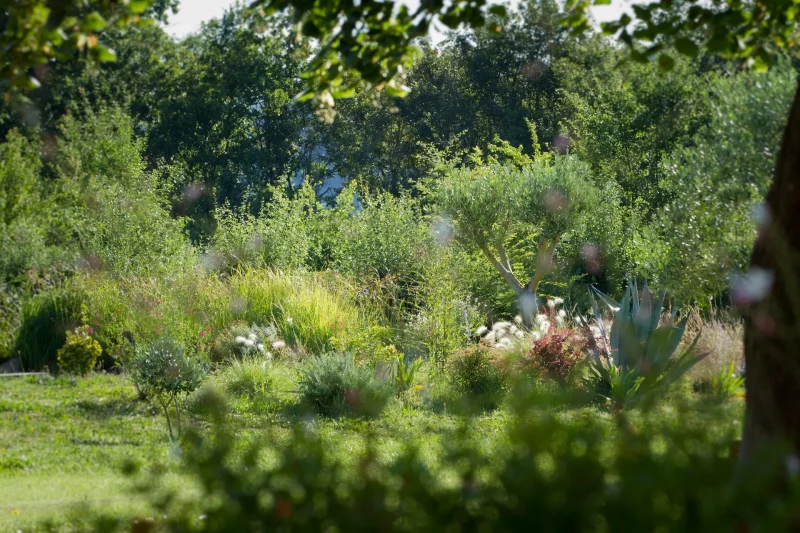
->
xmin=128 ymin=0 xmax=152 ymax=13
xmin=294 ymin=90 xmax=316 ymax=102
xmin=488 ymin=5 xmax=507 ymax=17
xmin=331 ymin=88 xmax=356 ymax=98
xmin=385 ymin=83 xmax=410 ymax=97
xmin=82 ymin=12 xmax=107 ymax=32
xmin=657 ymin=53 xmax=675 ymax=71
xmin=93 ymin=45 xmax=117 ymax=62
xmin=674 ymin=37 xmax=699 ymax=57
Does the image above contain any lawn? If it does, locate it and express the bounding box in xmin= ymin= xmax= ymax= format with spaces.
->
xmin=0 ymin=375 xmax=175 ymax=531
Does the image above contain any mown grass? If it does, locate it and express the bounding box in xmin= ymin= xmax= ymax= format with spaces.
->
xmin=0 ymin=364 xmax=745 ymax=532
xmin=0 ymin=374 xmax=177 ymax=531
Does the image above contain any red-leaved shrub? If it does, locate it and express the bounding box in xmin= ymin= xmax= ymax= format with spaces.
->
xmin=524 ymin=308 xmax=595 ymax=383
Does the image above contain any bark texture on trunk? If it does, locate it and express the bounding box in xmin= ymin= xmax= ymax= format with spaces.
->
xmin=740 ymin=81 xmax=800 ymax=462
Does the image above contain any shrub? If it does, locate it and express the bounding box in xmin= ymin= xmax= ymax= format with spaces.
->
xmin=403 ymin=248 xmax=482 ymax=367
xmin=446 ymin=346 xmax=506 ymax=407
xmin=524 ymin=306 xmax=591 ymax=384
xmin=210 ymin=184 xmax=318 ymax=272
xmin=333 ymin=188 xmax=431 ymax=283
xmin=53 ymin=108 xmax=194 ymax=278
xmin=210 ymin=322 xmax=280 ymax=363
xmin=82 ymin=273 xmax=213 ymax=362
xmin=654 ymin=59 xmax=796 ymax=301
xmin=130 ymin=337 xmax=209 ymax=440
xmin=57 ymin=325 xmax=102 ymax=375
xmin=526 ymin=328 xmax=589 ymax=384
xmin=331 ymin=324 xmax=397 ymax=365
xmin=14 ymin=287 xmax=85 ymax=371
xmin=220 ymin=358 xmax=276 ymax=400
xmin=135 ymin=388 xmax=800 ymax=533
xmin=298 ymin=352 xmax=394 ymax=417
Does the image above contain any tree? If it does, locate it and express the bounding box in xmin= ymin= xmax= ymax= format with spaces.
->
xmin=254 ymin=0 xmax=800 ymax=463
xmin=654 ymin=60 xmax=795 ymax=302
xmin=143 ymin=8 xmax=313 ymax=241
xmin=436 ymin=152 xmax=598 ymax=326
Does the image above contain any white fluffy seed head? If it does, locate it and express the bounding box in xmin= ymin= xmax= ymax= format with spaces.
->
xmin=243 ymin=339 xmax=255 ymax=348
xmin=475 ymin=325 xmax=488 ymax=337
xmin=271 ymin=340 xmax=286 ymax=349
xmin=248 ymin=333 xmax=257 ymax=341
xmin=235 ymin=336 xmax=247 ymax=344
xmin=492 ymin=321 xmax=512 ymax=332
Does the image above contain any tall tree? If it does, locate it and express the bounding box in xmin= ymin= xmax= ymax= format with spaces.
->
xmin=144 ymin=8 xmax=313 ymax=240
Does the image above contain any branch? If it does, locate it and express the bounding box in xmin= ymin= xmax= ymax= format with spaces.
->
xmin=528 ymin=236 xmax=560 ymax=293
xmin=479 ymin=243 xmax=524 ymax=294
xmin=495 ymin=242 xmax=514 ymax=274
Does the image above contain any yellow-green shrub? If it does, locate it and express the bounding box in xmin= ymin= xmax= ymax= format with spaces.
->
xmin=57 ymin=325 xmax=102 ymax=375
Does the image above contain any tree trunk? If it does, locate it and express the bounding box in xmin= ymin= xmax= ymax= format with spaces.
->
xmin=739 ymin=80 xmax=800 ymax=464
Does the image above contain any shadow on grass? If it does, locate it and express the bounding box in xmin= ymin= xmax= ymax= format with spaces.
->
xmin=72 ymin=397 xmax=144 ymax=419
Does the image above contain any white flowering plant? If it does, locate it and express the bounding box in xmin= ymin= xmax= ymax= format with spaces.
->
xmin=211 ymin=321 xmax=286 ymax=363
xmin=476 ymin=298 xmax=571 ymax=350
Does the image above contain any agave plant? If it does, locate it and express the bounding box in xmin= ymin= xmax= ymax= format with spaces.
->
xmin=589 ymin=360 xmax=644 ymax=410
xmin=584 ymin=281 xmax=706 ymax=405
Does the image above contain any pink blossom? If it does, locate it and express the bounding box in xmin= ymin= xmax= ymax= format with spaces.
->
xmin=200 ymin=331 xmax=207 ymax=337
xmin=88 ymin=327 xmax=94 ymax=335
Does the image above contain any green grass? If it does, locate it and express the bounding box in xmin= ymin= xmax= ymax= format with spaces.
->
xmin=0 ymin=374 xmax=176 ymax=531
xmin=0 ymin=364 xmax=745 ymax=531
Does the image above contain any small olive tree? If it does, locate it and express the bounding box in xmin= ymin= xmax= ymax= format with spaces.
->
xmin=130 ymin=338 xmax=209 ymax=441
xmin=437 ymin=155 xmax=597 ymax=326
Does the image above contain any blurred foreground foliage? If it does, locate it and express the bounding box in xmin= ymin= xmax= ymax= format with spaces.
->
xmin=82 ymin=387 xmax=800 ymax=533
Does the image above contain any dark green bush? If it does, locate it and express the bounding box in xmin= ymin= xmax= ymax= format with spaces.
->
xmin=13 ymin=287 xmax=85 ymax=371
xmin=299 ymin=352 xmax=394 ymax=417
xmin=446 ymin=346 xmax=507 ymax=408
